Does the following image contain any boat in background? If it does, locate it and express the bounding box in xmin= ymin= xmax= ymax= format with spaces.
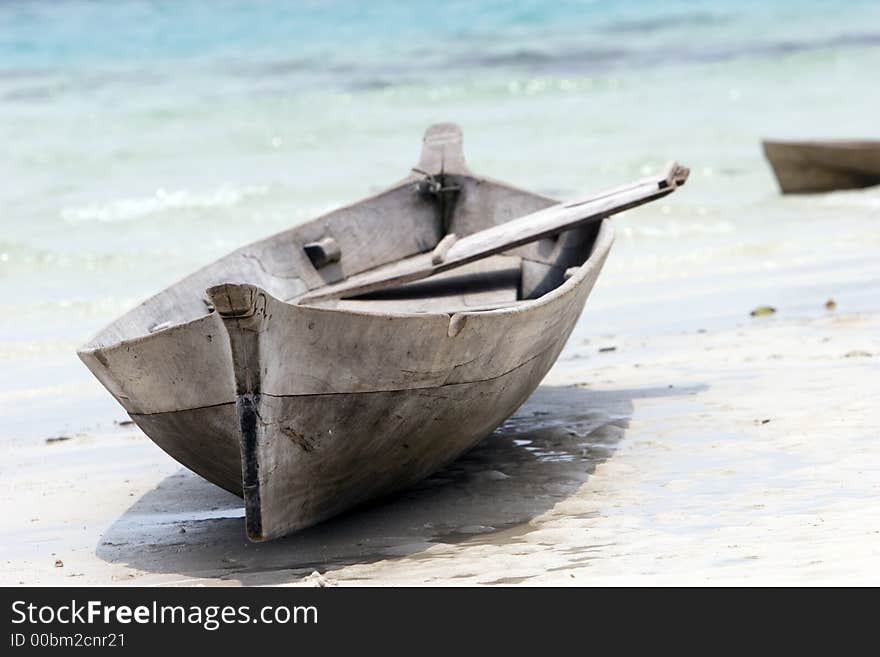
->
xmin=763 ymin=139 xmax=880 ymax=194
xmin=78 ymin=123 xmax=687 ymax=541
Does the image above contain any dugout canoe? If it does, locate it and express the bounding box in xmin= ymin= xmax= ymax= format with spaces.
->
xmin=78 ymin=123 xmax=687 ymax=541
xmin=763 ymin=139 xmax=880 ymax=194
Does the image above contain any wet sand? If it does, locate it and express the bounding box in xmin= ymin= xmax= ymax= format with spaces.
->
xmin=2 ymin=246 xmax=878 ymax=585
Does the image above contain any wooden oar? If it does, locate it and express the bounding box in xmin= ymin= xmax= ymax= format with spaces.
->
xmin=297 ymin=161 xmax=689 ymax=304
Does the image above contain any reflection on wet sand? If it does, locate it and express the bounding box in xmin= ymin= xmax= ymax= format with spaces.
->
xmin=96 ymin=384 xmax=698 ymax=585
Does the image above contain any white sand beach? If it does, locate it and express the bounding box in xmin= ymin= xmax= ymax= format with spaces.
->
xmin=2 ymin=214 xmax=877 ymax=586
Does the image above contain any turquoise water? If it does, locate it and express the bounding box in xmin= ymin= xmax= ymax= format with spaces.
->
xmin=2 ymin=0 xmax=880 ymax=439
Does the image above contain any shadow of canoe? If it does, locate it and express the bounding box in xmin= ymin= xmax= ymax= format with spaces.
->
xmin=95 ymin=382 xmax=705 ymax=584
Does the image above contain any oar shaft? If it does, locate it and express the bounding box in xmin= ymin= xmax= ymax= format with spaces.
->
xmin=298 ymin=162 xmax=689 ymax=304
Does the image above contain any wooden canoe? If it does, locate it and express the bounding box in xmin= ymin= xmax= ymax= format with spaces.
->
xmin=763 ymin=139 xmax=880 ymax=194
xmin=78 ymin=123 xmax=686 ymax=541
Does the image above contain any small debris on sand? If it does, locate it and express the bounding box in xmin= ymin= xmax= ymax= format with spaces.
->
xmin=598 ymin=346 xmax=617 ymax=353
xmin=301 ymin=570 xmax=334 ymax=587
xmin=750 ymin=306 xmax=776 ymax=317
xmin=45 ymin=436 xmax=72 ymax=444
xmin=54 ymin=559 xmax=63 ymax=568
xmin=825 ymin=298 xmax=837 ymax=311
xmin=115 ymin=419 xmax=135 ymax=427
xmin=457 ymin=525 xmax=496 ymax=534
xmin=844 ymin=350 xmax=872 ymax=358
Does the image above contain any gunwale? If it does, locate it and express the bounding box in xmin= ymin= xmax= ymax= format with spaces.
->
xmin=78 ymin=176 xmax=605 ymax=356
xmin=78 ymin=221 xmax=612 ymax=416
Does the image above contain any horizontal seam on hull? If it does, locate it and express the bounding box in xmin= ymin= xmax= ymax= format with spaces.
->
xmin=261 ymin=343 xmax=554 ymax=399
xmin=130 ymin=399 xmax=235 ymax=417
xmin=128 ymin=342 xmax=556 ymax=417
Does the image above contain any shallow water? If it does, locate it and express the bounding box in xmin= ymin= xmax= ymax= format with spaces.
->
xmin=2 ymin=0 xmax=879 ymax=437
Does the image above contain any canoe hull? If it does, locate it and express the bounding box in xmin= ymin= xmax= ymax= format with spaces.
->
xmin=763 ymin=140 xmax=880 ymax=194
xmin=133 ymin=223 xmax=609 ymax=540
xmin=78 ymin=123 xmax=617 ymax=541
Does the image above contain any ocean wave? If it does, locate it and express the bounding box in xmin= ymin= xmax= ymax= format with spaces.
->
xmin=459 ymin=46 xmax=628 ymax=70
xmin=603 ymin=12 xmax=730 ymax=35
xmin=446 ymin=29 xmax=880 ymax=76
xmin=2 ymin=83 xmax=67 ymax=102
xmin=687 ymin=31 xmax=880 ymax=64
xmin=229 ymin=57 xmax=315 ymax=77
xmin=61 ymin=185 xmax=269 ymax=224
xmin=0 ymin=67 xmax=170 ymax=105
